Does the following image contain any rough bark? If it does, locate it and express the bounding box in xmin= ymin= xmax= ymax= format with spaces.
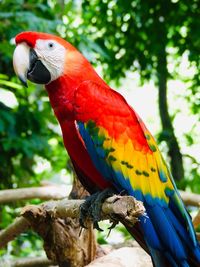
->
xmin=0 ymin=195 xmax=145 ymax=246
xmin=0 ymin=188 xmax=199 ymax=267
xmin=0 ymin=193 xmax=145 ymax=266
xmin=27 ymin=176 xmax=97 ymax=267
xmin=21 ymin=193 xmax=144 ymax=267
xmin=0 ymin=177 xmax=199 ymax=266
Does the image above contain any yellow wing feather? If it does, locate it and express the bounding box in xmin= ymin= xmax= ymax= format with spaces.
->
xmin=100 ymin=124 xmax=174 ymax=205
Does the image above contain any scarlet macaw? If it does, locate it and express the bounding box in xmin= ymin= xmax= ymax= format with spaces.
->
xmin=13 ymin=32 xmax=200 ymax=267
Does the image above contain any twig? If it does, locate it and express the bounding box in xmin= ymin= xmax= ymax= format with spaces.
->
xmin=183 ymin=154 xmax=200 ymax=166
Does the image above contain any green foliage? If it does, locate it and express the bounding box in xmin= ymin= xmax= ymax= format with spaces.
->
xmin=0 ymin=0 xmax=62 ymax=76
xmin=81 ymin=0 xmax=200 ymax=86
xmin=0 ymin=0 xmax=68 ymax=259
xmin=0 ymin=74 xmax=67 ymax=190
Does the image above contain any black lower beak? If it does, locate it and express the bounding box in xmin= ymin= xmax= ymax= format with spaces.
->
xmin=27 ymin=49 xmax=51 ymax=84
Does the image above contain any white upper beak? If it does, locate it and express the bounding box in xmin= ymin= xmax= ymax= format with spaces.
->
xmin=13 ymin=42 xmax=30 ymax=87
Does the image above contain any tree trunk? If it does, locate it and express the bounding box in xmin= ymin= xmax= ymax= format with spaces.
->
xmin=156 ymin=24 xmax=184 ymax=181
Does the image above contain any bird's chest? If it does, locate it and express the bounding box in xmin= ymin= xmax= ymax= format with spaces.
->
xmin=53 ymin=101 xmax=74 ymax=122
xmin=60 ymin=120 xmax=111 ymax=190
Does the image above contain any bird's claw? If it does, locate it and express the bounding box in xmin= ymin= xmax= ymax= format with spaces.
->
xmin=79 ymin=188 xmax=115 ymax=231
xmin=93 ymin=221 xmax=103 ymax=231
xmin=108 ymin=219 xmax=118 ymax=230
xmin=79 ymin=192 xmax=99 ymax=228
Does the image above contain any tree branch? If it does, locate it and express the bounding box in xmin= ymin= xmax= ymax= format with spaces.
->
xmin=0 ymin=185 xmax=67 ymax=204
xmin=0 ymin=188 xmax=199 ymax=250
xmin=0 ymin=217 xmax=30 ymax=248
xmin=0 ymin=190 xmax=199 ymax=266
xmin=0 ymin=186 xmax=199 ymax=207
xmin=0 ymin=195 xmax=145 ymax=249
xmin=179 ymin=190 xmax=200 ymax=207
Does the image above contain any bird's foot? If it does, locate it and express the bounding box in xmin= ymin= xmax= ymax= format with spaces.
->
xmin=79 ymin=188 xmax=117 ymax=231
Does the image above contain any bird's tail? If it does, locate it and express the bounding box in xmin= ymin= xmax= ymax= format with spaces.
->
xmin=122 ymin=219 xmax=200 ymax=267
xmin=123 ymin=221 xmax=171 ymax=267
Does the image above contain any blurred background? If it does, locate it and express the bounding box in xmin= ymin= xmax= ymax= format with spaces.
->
xmin=0 ymin=0 xmax=199 ymax=262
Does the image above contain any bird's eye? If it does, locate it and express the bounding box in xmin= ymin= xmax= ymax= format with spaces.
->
xmin=48 ymin=42 xmax=54 ymax=49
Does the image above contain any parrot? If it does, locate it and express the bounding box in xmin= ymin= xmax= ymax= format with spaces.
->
xmin=13 ymin=31 xmax=200 ymax=267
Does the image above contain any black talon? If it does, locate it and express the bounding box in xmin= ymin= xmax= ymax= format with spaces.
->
xmin=79 ymin=188 xmax=116 ymax=231
xmin=108 ymin=219 xmax=118 ymax=230
xmin=106 ymin=215 xmax=120 ymax=237
xmin=93 ymin=221 xmax=103 ymax=231
xmin=90 ymin=188 xmax=115 ymax=227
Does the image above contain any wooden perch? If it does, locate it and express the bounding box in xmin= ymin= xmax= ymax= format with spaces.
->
xmin=0 ymin=195 xmax=145 ymax=267
xmin=0 ymin=195 xmax=144 ymax=249
xmin=0 ymin=189 xmax=199 ymax=249
xmin=38 ymin=195 xmax=145 ymax=223
xmin=0 ymin=182 xmax=199 ymax=267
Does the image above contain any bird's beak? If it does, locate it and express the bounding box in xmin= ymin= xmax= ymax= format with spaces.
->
xmin=13 ymin=42 xmax=29 ymax=87
xmin=13 ymin=42 xmax=51 ymax=87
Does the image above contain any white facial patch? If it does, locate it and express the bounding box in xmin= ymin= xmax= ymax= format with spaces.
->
xmin=35 ymin=39 xmax=66 ymax=82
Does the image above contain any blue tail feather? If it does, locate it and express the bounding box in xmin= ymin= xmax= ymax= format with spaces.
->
xmin=136 ymin=203 xmax=200 ymax=267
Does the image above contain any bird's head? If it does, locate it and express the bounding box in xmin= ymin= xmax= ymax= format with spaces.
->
xmin=13 ymin=31 xmax=86 ymax=87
